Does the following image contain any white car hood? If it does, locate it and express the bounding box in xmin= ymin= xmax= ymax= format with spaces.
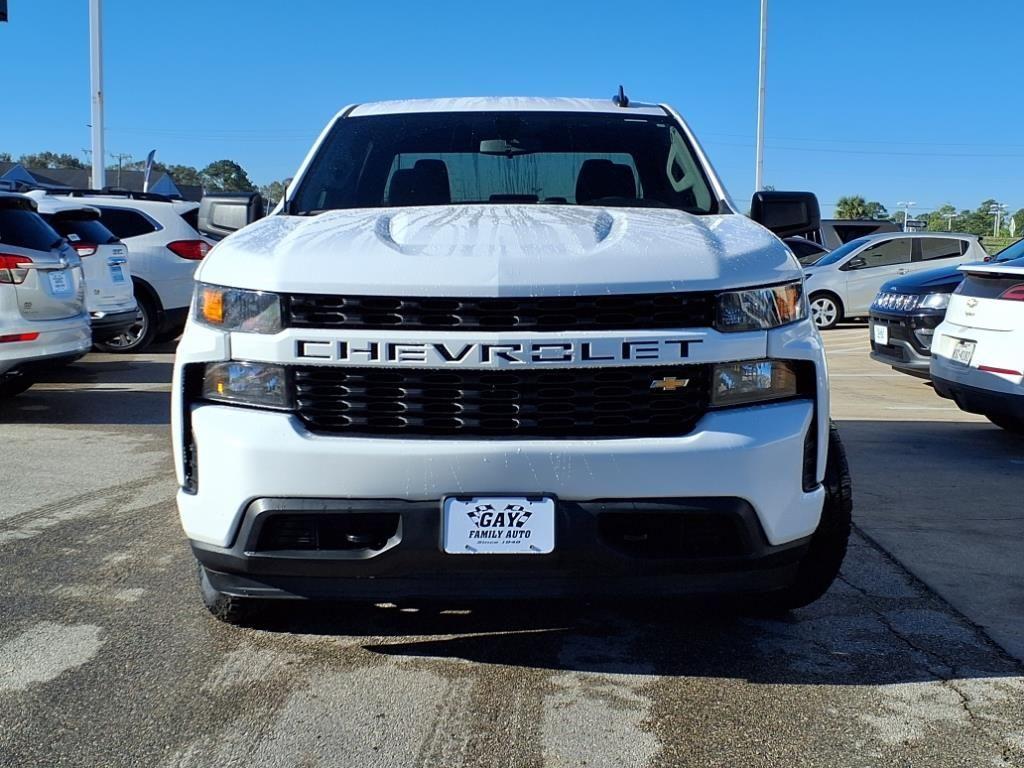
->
xmin=198 ymin=205 xmax=798 ymax=296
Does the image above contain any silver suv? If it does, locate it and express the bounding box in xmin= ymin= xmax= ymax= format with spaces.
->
xmin=0 ymin=193 xmax=90 ymax=397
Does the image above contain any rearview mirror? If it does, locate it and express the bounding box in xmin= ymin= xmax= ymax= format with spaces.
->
xmin=198 ymin=192 xmax=265 ymax=240
xmin=749 ymin=191 xmax=821 ymax=239
xmin=845 ymin=256 xmax=867 ymax=270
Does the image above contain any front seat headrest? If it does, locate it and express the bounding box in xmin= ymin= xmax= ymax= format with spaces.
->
xmin=386 ymin=159 xmax=452 ymax=206
xmin=575 ymin=159 xmax=637 ymax=205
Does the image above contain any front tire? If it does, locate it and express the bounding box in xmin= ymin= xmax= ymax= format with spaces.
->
xmin=93 ymin=294 xmax=157 ymax=353
xmin=986 ymin=413 xmax=1024 ymax=435
xmin=755 ymin=422 xmax=853 ymax=612
xmin=197 ymin=561 xmax=259 ymax=625
xmin=809 ymin=293 xmax=843 ymax=330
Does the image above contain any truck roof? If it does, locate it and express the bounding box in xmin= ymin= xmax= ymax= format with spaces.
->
xmin=347 ymin=96 xmax=668 ymax=118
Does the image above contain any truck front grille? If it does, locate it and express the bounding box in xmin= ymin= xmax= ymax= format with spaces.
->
xmin=293 ymin=365 xmax=711 ymax=438
xmin=285 ymin=292 xmax=715 ymax=332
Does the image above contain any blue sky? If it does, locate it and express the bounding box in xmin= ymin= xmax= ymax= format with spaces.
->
xmin=3 ymin=0 xmax=1022 ymax=216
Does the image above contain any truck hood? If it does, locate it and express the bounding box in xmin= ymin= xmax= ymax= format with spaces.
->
xmin=197 ymin=205 xmax=798 ymax=296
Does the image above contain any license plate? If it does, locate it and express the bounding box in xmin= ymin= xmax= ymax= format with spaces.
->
xmin=442 ymin=496 xmax=555 ymax=554
xmin=48 ymin=270 xmax=70 ymax=293
xmin=872 ymin=323 xmax=889 ymax=346
xmin=110 ymin=265 xmax=125 ymax=283
xmin=952 ymin=340 xmax=976 ymax=366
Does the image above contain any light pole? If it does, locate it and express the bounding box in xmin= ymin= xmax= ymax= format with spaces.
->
xmin=897 ymin=201 xmax=916 ymax=231
xmin=89 ymin=0 xmax=105 ymax=190
xmin=754 ymin=0 xmax=768 ymax=192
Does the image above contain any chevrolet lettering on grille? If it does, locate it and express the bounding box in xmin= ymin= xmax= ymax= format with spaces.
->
xmin=294 ymin=337 xmax=704 ymax=367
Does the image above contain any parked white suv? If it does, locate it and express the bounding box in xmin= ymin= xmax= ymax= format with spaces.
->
xmin=29 ymin=193 xmax=138 ymax=344
xmin=50 ymin=192 xmax=210 ymax=352
xmin=172 ymin=96 xmax=852 ymax=623
xmin=802 ymin=232 xmax=985 ymax=329
xmin=0 ymin=193 xmax=90 ymax=397
xmin=931 ymin=256 xmax=1024 ymax=433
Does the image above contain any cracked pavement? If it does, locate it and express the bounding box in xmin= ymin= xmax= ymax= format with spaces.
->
xmin=1 ymin=336 xmax=1022 ymax=767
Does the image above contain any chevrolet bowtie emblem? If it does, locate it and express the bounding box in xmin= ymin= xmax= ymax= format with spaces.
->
xmin=650 ymin=377 xmax=690 ymax=391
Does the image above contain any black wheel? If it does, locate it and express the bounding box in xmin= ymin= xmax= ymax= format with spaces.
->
xmin=197 ymin=561 xmax=259 ymax=625
xmin=755 ymin=422 xmax=853 ymax=612
xmin=809 ymin=292 xmax=843 ymax=330
xmin=986 ymin=413 xmax=1024 ymax=434
xmin=0 ymin=373 xmax=34 ymax=398
xmin=93 ymin=294 xmax=157 ymax=353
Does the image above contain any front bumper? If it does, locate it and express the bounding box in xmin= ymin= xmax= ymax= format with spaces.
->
xmin=178 ymin=400 xmax=825 ymax=551
xmin=868 ymin=311 xmax=942 ymax=376
xmin=194 ymin=497 xmax=809 ymax=600
xmin=0 ymin=315 xmax=92 ymax=377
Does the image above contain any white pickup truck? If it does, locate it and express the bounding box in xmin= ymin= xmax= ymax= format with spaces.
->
xmin=171 ymin=96 xmax=852 ymax=623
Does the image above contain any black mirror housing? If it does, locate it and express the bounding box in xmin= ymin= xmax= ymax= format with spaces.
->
xmin=198 ymin=192 xmax=266 ymax=241
xmin=749 ymin=191 xmax=821 ymax=239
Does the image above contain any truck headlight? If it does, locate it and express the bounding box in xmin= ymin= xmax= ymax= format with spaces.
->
xmin=711 ymin=360 xmax=800 ymax=407
xmin=201 ymin=362 xmax=292 ymax=409
xmin=194 ymin=283 xmax=282 ymax=333
xmin=715 ymin=281 xmax=806 ymax=332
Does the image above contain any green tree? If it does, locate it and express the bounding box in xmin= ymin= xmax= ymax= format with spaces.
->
xmin=0 ymin=151 xmax=11 ymax=162
xmin=834 ymin=195 xmax=888 ymax=220
xmin=863 ymin=201 xmax=888 ymax=220
xmin=165 ymin=164 xmax=203 ymax=187
xmin=259 ymin=179 xmax=288 ymax=205
xmin=201 ymin=160 xmax=255 ymax=192
xmin=17 ymin=151 xmax=86 ymax=170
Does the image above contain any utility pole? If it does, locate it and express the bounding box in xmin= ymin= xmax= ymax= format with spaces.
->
xmin=754 ymin=0 xmax=768 ymax=192
xmin=89 ymin=0 xmax=105 ymax=190
xmin=989 ymin=203 xmax=1007 ymax=237
xmin=897 ymin=201 xmax=916 ymax=231
xmin=109 ymin=152 xmax=132 ymax=187
xmin=945 ymin=210 xmax=956 ymax=231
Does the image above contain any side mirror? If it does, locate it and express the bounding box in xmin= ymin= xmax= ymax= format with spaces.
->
xmin=749 ymin=191 xmax=821 ymax=239
xmin=198 ymin=192 xmax=266 ymax=241
xmin=845 ymin=256 xmax=867 ymax=270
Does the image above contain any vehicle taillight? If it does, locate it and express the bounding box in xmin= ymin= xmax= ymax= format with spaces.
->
xmin=0 ymin=254 xmax=32 ymax=284
xmin=998 ymin=283 xmax=1024 ymax=301
xmin=0 ymin=332 xmax=40 ymax=343
xmin=72 ymin=243 xmax=98 ymax=257
xmin=167 ymin=240 xmax=210 ymax=260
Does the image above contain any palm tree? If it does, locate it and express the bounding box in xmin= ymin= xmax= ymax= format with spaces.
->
xmin=834 ymin=196 xmax=870 ymax=219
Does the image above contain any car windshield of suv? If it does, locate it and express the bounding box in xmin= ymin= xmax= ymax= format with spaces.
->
xmin=292 ymin=111 xmax=718 ymax=214
xmin=808 ymin=237 xmax=872 ymax=268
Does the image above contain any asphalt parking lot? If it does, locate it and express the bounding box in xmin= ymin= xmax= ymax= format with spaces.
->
xmin=1 ymin=327 xmax=1023 ymax=768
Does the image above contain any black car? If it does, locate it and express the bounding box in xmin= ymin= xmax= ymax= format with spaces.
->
xmin=869 ymin=240 xmax=1024 ymax=377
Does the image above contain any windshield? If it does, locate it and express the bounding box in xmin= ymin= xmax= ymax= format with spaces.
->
xmin=292 ymin=111 xmax=718 ymax=214
xmin=807 ymin=237 xmax=871 ymax=268
xmin=991 ymin=238 xmax=1024 ymax=263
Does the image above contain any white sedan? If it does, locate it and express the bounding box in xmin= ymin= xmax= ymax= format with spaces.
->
xmin=931 ymin=256 xmax=1024 ymax=433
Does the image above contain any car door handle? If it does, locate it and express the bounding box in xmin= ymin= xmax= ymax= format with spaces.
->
xmin=896 ymin=269 xmax=909 ymax=275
